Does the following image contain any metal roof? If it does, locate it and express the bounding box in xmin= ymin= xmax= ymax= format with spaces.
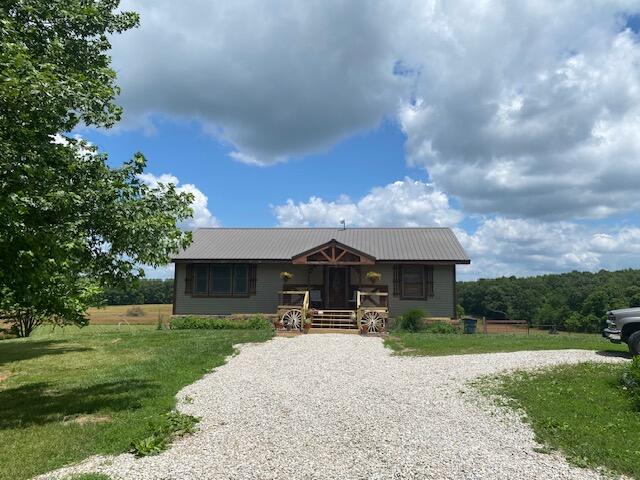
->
xmin=172 ymin=228 xmax=470 ymax=263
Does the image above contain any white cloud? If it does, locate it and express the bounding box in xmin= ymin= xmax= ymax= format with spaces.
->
xmin=273 ymin=176 xmax=640 ymax=279
xmin=113 ymin=0 xmax=411 ymax=165
xmin=143 ymin=263 xmax=175 ymax=280
xmin=454 ymin=219 xmax=601 ymax=279
xmin=137 ymin=173 xmax=219 ymax=229
xmin=399 ymin=10 xmax=640 ymax=219
xmin=111 ymin=0 xmax=640 ymax=220
xmin=457 ymin=220 xmax=640 ymax=280
xmin=272 ymin=177 xmax=463 ymax=227
xmin=590 ymin=228 xmax=640 ymax=254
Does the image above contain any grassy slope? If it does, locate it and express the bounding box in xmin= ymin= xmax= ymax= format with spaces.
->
xmin=0 ymin=325 xmax=273 ymax=480
xmin=385 ymin=332 xmax=628 ymax=356
xmin=489 ymin=363 xmax=639 ymax=478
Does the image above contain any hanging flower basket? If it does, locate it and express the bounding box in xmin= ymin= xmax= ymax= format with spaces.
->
xmin=280 ymin=271 xmax=294 ymax=282
xmin=366 ymin=271 xmax=382 ymax=284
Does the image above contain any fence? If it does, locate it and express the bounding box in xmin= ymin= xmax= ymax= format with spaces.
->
xmin=422 ymin=317 xmax=532 ymax=334
xmin=479 ymin=318 xmax=529 ymax=334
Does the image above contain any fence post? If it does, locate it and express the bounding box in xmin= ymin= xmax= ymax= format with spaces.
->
xmin=483 ymin=316 xmax=487 ymax=334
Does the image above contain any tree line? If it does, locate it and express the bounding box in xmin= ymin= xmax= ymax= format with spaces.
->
xmin=457 ymin=269 xmax=640 ymax=332
xmin=102 ymin=279 xmax=174 ymax=305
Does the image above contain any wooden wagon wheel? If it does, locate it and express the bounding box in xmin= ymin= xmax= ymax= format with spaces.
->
xmin=281 ymin=309 xmax=302 ymax=330
xmin=361 ymin=311 xmax=383 ymax=333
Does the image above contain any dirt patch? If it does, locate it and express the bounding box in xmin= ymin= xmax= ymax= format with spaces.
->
xmin=64 ymin=414 xmax=111 ymax=425
xmin=0 ymin=372 xmax=11 ymax=383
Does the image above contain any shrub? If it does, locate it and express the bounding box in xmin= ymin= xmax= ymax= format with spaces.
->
xmin=565 ymin=312 xmax=601 ymax=333
xmin=621 ymin=356 xmax=640 ymax=410
xmin=125 ymin=306 xmax=146 ymax=317
xmin=245 ymin=315 xmax=273 ymax=330
xmin=424 ymin=321 xmax=459 ymax=334
xmin=396 ymin=308 xmax=426 ymax=332
xmin=170 ymin=315 xmax=273 ymax=330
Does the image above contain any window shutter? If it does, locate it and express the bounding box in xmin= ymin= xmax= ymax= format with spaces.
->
xmin=248 ymin=264 xmax=257 ymax=295
xmin=425 ymin=265 xmax=434 ymax=297
xmin=393 ymin=265 xmax=401 ymax=297
xmin=185 ymin=264 xmax=193 ymax=294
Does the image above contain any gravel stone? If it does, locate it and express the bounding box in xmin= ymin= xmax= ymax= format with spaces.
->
xmin=39 ymin=334 xmax=628 ymax=480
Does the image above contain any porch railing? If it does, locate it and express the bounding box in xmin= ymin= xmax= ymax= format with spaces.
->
xmin=356 ymin=291 xmax=389 ymax=332
xmin=277 ymin=290 xmax=310 ymax=330
xmin=277 ymin=290 xmax=309 ymax=310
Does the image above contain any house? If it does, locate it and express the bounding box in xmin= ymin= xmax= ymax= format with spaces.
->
xmin=171 ymin=228 xmax=470 ymax=327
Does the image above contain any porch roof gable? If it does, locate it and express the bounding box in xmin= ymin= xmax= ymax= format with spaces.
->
xmin=291 ymin=239 xmax=376 ymax=265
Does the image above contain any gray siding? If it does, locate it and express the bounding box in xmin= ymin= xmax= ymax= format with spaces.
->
xmin=174 ymin=263 xmax=314 ymax=315
xmin=374 ymin=264 xmax=455 ymax=318
xmin=174 ymin=262 xmax=456 ymax=318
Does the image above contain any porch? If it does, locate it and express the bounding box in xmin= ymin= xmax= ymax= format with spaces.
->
xmin=275 ymin=239 xmax=389 ymax=331
xmin=276 ymin=290 xmax=388 ymax=332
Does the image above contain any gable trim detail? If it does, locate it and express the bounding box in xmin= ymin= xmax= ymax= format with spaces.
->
xmin=291 ymin=239 xmax=376 ymax=265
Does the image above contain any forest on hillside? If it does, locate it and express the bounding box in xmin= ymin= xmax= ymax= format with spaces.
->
xmin=457 ymin=269 xmax=640 ymax=332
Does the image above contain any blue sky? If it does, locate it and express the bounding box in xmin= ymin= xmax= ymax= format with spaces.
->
xmin=78 ymin=1 xmax=640 ymax=280
xmin=84 ymin=118 xmax=416 ymax=227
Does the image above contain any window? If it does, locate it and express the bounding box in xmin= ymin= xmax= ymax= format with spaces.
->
xmin=233 ymin=264 xmax=249 ymax=294
xmin=394 ymin=265 xmax=434 ymax=299
xmin=186 ymin=263 xmax=254 ymax=297
xmin=211 ymin=265 xmax=233 ymax=295
xmin=401 ymin=265 xmax=425 ymax=299
xmin=194 ymin=264 xmax=209 ymax=295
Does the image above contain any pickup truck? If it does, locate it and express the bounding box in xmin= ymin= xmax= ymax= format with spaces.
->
xmin=603 ymin=307 xmax=640 ymax=355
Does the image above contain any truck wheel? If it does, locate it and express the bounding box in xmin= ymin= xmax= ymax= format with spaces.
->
xmin=628 ymin=331 xmax=640 ymax=356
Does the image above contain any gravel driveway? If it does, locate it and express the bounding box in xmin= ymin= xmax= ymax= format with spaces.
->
xmin=42 ymin=334 xmax=626 ymax=480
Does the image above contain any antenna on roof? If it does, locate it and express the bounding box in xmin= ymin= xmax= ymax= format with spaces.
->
xmin=340 ymin=219 xmax=346 ymax=230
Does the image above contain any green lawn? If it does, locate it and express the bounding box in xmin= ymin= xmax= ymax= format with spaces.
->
xmin=385 ymin=332 xmax=628 ymax=356
xmin=486 ymin=362 xmax=639 ymax=478
xmin=0 ymin=325 xmax=273 ymax=480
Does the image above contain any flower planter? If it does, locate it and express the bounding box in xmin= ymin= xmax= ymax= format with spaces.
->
xmin=365 ymin=271 xmax=381 ymax=284
xmin=279 ymin=271 xmax=294 ymax=282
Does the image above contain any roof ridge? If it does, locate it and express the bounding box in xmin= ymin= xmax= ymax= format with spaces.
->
xmin=195 ymin=227 xmax=453 ymax=230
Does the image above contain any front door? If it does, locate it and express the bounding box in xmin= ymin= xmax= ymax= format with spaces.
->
xmin=326 ymin=267 xmax=348 ymax=309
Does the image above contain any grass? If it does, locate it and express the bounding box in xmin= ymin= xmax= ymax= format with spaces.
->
xmin=485 ymin=362 xmax=639 ymax=478
xmin=86 ymin=304 xmax=173 ymax=325
xmin=0 ymin=325 xmax=273 ymax=480
xmin=385 ymin=332 xmax=628 ymax=356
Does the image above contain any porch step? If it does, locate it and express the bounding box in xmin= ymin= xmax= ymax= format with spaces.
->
xmin=311 ymin=310 xmax=357 ymax=329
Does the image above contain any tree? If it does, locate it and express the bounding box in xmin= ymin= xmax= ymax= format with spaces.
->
xmin=0 ymin=1 xmax=192 ymax=336
xmin=565 ymin=312 xmax=601 ymax=333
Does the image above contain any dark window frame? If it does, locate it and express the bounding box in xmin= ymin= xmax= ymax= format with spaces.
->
xmin=193 ymin=264 xmax=210 ymax=295
xmin=187 ymin=263 xmax=255 ymax=298
xmin=400 ymin=265 xmax=425 ymax=299
xmin=395 ymin=265 xmax=434 ymax=300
